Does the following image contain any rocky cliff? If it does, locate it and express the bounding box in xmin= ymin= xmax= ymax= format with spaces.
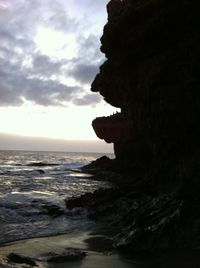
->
xmin=71 ymin=0 xmax=200 ymax=253
xmin=91 ymin=0 xmax=200 ymax=191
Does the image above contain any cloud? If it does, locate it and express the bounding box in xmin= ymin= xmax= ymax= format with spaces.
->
xmin=24 ymin=78 xmax=81 ymax=106
xmin=0 ymin=49 xmax=103 ymax=107
xmin=78 ymin=34 xmax=103 ymax=60
xmin=32 ymin=54 xmax=64 ymax=77
xmin=74 ymin=93 xmax=102 ymax=106
xmin=0 ymin=59 xmax=81 ymax=106
xmin=42 ymin=1 xmax=79 ymax=33
xmin=67 ymin=0 xmax=109 ymax=17
xmin=67 ymin=34 xmax=104 ymax=84
xmin=68 ymin=63 xmax=100 ymax=84
xmin=0 ymin=0 xmax=107 ymax=107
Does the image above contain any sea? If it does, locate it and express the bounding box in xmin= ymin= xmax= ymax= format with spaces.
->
xmin=0 ymin=150 xmax=113 ymax=245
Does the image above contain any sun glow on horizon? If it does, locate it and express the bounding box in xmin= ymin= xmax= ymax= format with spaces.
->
xmin=0 ymin=101 xmax=119 ymax=141
xmin=0 ymin=0 xmax=113 ymax=152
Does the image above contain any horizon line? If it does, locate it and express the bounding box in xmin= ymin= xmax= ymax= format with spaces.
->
xmin=0 ymin=148 xmax=114 ymax=154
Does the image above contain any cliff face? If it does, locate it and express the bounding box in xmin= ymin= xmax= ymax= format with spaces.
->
xmin=92 ymin=0 xmax=200 ymax=187
xmin=65 ymin=0 xmax=200 ymax=252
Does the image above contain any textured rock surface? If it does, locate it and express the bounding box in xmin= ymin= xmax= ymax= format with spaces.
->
xmin=92 ymin=114 xmax=132 ymax=143
xmin=92 ymin=0 xmax=200 ymax=189
xmin=85 ymin=0 xmax=200 ymax=253
xmin=45 ymin=249 xmax=86 ymax=263
xmin=7 ymin=253 xmax=37 ymax=266
xmin=65 ymin=181 xmax=200 ymax=252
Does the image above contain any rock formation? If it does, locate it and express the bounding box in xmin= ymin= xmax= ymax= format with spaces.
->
xmin=65 ymin=0 xmax=200 ymax=254
xmin=79 ymin=0 xmax=200 ymax=252
xmin=92 ymin=113 xmax=132 ymax=144
xmin=91 ymin=0 xmax=200 ymax=189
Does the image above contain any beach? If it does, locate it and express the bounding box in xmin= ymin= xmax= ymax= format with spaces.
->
xmin=0 ymin=231 xmax=140 ymax=268
xmin=0 ymin=151 xmax=138 ymax=267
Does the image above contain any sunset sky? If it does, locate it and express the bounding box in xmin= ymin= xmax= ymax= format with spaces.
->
xmin=0 ymin=0 xmax=118 ymax=152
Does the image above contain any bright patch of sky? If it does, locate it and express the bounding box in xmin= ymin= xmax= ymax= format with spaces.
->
xmin=35 ymin=27 xmax=77 ymax=60
xmin=0 ymin=0 xmax=118 ymax=151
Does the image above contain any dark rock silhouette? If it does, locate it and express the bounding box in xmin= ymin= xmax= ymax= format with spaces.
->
xmin=31 ymin=200 xmax=64 ymax=217
xmin=7 ymin=253 xmax=38 ymax=266
xmin=45 ymin=249 xmax=86 ymax=263
xmin=78 ymin=0 xmax=200 ymax=253
xmin=92 ymin=113 xmax=132 ymax=143
xmin=81 ymin=156 xmax=113 ymax=172
xmin=91 ymin=0 xmax=200 ymax=189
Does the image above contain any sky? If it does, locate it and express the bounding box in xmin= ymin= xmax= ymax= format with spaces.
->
xmin=0 ymin=0 xmax=118 ymax=153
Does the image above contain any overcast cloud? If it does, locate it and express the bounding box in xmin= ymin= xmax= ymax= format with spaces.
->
xmin=0 ymin=0 xmax=109 ymax=107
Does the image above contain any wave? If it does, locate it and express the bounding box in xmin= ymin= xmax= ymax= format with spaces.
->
xmin=0 ymin=151 xmax=110 ymax=244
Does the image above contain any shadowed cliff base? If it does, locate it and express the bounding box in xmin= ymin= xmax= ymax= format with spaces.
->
xmin=76 ymin=0 xmax=200 ymax=256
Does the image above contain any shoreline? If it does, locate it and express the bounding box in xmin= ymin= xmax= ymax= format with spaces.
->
xmin=1 ymin=165 xmax=200 ymax=267
xmin=1 ymin=158 xmax=200 ymax=267
xmin=0 ymin=231 xmax=137 ymax=268
xmin=2 ymin=230 xmax=200 ymax=267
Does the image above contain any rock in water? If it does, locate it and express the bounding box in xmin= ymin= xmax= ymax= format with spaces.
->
xmin=7 ymin=253 xmax=37 ymax=266
xmin=45 ymin=249 xmax=86 ymax=263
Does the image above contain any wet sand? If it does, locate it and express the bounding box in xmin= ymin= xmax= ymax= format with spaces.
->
xmin=1 ymin=232 xmax=200 ymax=267
xmin=0 ymin=232 xmax=147 ymax=268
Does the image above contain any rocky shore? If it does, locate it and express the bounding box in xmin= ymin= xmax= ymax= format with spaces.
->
xmin=64 ymin=160 xmax=200 ymax=253
xmin=0 ymin=230 xmax=138 ymax=268
xmin=25 ymin=0 xmax=199 ymax=258
xmin=1 ymin=0 xmax=200 ymax=266
xmin=80 ymin=0 xmax=200 ymax=255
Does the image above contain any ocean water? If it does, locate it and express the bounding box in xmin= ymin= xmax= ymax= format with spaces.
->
xmin=0 ymin=150 xmax=113 ymax=245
